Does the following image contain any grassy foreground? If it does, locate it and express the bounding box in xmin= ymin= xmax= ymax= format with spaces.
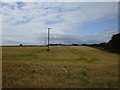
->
xmin=2 ymin=46 xmax=118 ymax=88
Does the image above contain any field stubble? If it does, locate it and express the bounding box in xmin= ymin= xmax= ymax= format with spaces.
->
xmin=2 ymin=46 xmax=118 ymax=88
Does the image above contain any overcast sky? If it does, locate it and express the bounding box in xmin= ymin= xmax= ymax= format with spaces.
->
xmin=1 ymin=2 xmax=118 ymax=45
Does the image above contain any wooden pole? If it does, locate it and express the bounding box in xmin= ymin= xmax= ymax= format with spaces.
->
xmin=47 ymin=27 xmax=52 ymax=51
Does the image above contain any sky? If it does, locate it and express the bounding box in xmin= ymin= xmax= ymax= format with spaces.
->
xmin=0 ymin=2 xmax=118 ymax=45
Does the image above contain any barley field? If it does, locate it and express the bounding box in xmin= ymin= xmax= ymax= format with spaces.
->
xmin=2 ymin=46 xmax=118 ymax=88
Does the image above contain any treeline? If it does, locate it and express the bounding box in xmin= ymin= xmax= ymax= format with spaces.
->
xmin=82 ymin=33 xmax=120 ymax=54
xmin=19 ymin=33 xmax=120 ymax=53
xmin=49 ymin=44 xmax=80 ymax=46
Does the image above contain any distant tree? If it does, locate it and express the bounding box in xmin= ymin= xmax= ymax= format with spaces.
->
xmin=109 ymin=33 xmax=120 ymax=48
xmin=72 ymin=44 xmax=79 ymax=46
xmin=99 ymin=42 xmax=106 ymax=47
xmin=20 ymin=44 xmax=23 ymax=46
xmin=105 ymin=33 xmax=120 ymax=53
xmin=82 ymin=44 xmax=87 ymax=46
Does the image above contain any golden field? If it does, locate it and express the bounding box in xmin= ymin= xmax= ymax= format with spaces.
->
xmin=2 ymin=46 xmax=118 ymax=88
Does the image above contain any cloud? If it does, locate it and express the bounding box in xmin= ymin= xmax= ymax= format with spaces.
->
xmin=46 ymin=29 xmax=118 ymax=44
xmin=1 ymin=2 xmax=118 ymax=45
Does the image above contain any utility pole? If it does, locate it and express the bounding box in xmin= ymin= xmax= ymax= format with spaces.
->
xmin=47 ymin=27 xmax=52 ymax=51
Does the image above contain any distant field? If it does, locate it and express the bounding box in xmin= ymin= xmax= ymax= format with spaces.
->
xmin=2 ymin=46 xmax=118 ymax=88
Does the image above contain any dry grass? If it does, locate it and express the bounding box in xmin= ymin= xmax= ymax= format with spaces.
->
xmin=2 ymin=46 xmax=118 ymax=88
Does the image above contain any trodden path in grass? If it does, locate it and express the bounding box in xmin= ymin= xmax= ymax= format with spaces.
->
xmin=2 ymin=46 xmax=118 ymax=88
